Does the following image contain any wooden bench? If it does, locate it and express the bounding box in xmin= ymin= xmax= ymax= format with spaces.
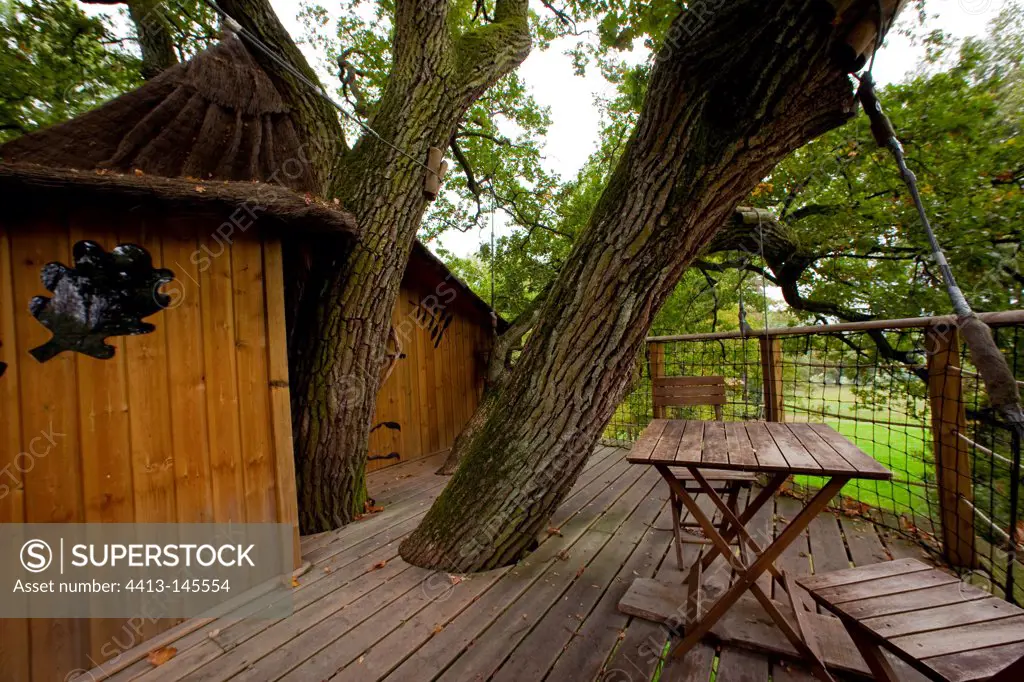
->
xmin=650 ymin=376 xmax=755 ymax=569
xmin=797 ymin=558 xmax=1024 ymax=681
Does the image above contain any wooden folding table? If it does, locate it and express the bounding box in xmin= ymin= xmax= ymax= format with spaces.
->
xmin=625 ymin=419 xmax=893 ymax=681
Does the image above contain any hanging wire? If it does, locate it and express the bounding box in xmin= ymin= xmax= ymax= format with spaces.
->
xmin=165 ymin=0 xmax=501 ymax=239
xmin=490 ymin=193 xmax=496 ymax=308
xmin=756 ymin=210 xmax=770 ymax=330
xmin=197 ymin=0 xmax=440 ymax=178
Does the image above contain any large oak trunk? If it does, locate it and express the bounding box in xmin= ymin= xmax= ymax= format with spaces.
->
xmin=279 ymin=0 xmax=532 ymax=533
xmin=400 ymin=0 xmax=872 ymax=571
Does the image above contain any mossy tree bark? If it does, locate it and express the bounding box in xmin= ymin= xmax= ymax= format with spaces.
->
xmin=218 ymin=0 xmax=532 ymax=532
xmin=399 ymin=0 xmax=877 ymax=571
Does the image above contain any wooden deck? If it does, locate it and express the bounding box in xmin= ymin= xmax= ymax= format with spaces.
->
xmin=87 ymin=445 xmax=940 ymax=682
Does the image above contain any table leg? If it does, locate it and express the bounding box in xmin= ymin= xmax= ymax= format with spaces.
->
xmin=688 ymin=468 xmax=784 ymax=583
xmin=663 ymin=474 xmax=849 ymax=678
xmin=669 ymin=488 xmax=685 ymax=570
xmin=698 ymin=473 xmax=788 ymax=574
xmin=847 ymin=625 xmax=900 ymax=682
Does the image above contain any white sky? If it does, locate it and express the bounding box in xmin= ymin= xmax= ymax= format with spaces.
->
xmin=86 ymin=0 xmax=1010 ymax=258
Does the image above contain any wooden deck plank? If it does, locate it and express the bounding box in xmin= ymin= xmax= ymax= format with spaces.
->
xmin=380 ymin=451 xmax=647 ymax=682
xmin=131 ymin=560 xmax=417 ymax=682
xmin=302 ymin=482 xmax=445 ymax=563
xmin=328 ymin=568 xmax=507 ymax=682
xmin=112 ymin=519 xmax=418 ymax=681
xmin=434 ymin=531 xmax=614 ymax=682
xmin=83 ymin=444 xmax=976 ymax=682
xmin=207 ymin=565 xmax=426 ymax=682
xmin=601 ymin=494 xmax=721 ymax=681
xmin=659 ymin=643 xmax=716 ymax=682
xmin=806 ymin=510 xmax=851 ymax=615
xmin=839 ymin=514 xmax=893 ymax=567
xmin=545 ymin=504 xmax=673 ymax=682
xmin=774 ymin=496 xmax=814 ymax=612
xmin=488 ymin=472 xmax=665 ymax=682
xmin=715 ymin=646 xmax=770 ymax=682
xmin=440 ymin=469 xmax=663 ymax=682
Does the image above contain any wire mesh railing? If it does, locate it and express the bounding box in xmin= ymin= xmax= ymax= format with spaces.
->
xmin=603 ymin=311 xmax=1024 ymax=604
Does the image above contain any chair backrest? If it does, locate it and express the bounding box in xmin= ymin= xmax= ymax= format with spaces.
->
xmin=652 ymin=376 xmax=726 ymax=420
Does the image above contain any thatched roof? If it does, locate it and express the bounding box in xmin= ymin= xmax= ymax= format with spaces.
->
xmin=0 ymin=35 xmax=505 ymax=328
xmin=0 ymin=36 xmax=315 ymax=191
xmin=0 ymin=163 xmax=357 ymax=236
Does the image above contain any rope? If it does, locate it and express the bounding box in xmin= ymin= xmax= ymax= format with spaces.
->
xmin=856 ymin=12 xmax=1024 ymax=426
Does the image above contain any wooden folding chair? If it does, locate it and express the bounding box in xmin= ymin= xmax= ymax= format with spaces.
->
xmin=652 ymin=376 xmax=756 ymax=570
xmin=797 ymin=558 xmax=1024 ymax=681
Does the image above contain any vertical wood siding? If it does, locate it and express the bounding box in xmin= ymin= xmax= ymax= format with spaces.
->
xmin=0 ymin=211 xmax=299 ymax=681
xmin=366 ymin=279 xmax=492 ymax=473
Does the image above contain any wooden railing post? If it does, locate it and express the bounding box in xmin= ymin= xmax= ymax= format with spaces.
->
xmin=926 ymin=324 xmax=976 ymax=569
xmin=649 ymin=342 xmax=666 ymax=419
xmin=760 ymin=337 xmax=785 ymax=422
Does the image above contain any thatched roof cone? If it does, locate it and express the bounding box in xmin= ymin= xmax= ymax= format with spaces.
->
xmin=0 ymin=36 xmax=316 ymax=192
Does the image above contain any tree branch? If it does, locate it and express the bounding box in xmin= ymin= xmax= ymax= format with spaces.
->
xmin=453 ymin=0 xmax=531 ymax=105
xmin=486 ymin=285 xmax=550 ymax=386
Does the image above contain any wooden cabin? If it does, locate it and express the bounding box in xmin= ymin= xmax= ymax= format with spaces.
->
xmin=0 ymin=36 xmax=497 ymax=682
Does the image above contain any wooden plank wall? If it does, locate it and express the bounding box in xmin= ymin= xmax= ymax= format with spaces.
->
xmin=0 ymin=208 xmax=300 ymax=681
xmin=366 ymin=280 xmax=492 ymax=473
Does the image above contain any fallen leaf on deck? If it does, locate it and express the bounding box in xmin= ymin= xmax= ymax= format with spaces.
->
xmin=291 ymin=577 xmax=300 ymax=588
xmin=432 ymin=624 xmax=444 ymax=634
xmin=194 ymin=185 xmax=206 ymax=193
xmin=372 ymin=559 xmax=388 ymax=570
xmin=546 ymin=527 xmax=563 ymax=537
xmin=207 ymin=629 xmax=220 ymax=639
xmin=146 ymin=646 xmax=177 ymax=667
xmin=323 ymin=566 xmax=333 ymax=573
xmin=575 ymin=565 xmax=585 ymax=578
xmin=448 ymin=574 xmax=463 ymax=585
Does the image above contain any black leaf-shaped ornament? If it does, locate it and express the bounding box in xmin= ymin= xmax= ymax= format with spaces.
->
xmin=28 ymin=240 xmax=174 ymax=362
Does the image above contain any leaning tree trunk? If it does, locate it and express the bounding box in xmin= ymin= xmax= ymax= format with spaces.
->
xmin=281 ymin=1 xmax=531 ymax=532
xmin=400 ymin=0 xmax=891 ymax=571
